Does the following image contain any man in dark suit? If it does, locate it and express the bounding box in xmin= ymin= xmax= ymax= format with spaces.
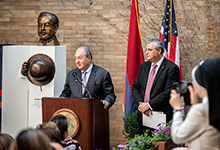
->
xmin=132 ymin=38 xmax=180 ymax=134
xmin=60 ymin=47 xmax=116 ymax=109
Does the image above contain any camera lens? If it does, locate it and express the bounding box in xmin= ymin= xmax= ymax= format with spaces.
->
xmin=172 ymin=81 xmax=192 ymax=105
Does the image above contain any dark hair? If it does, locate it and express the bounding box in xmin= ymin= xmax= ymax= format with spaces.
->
xmin=0 ymin=133 xmax=14 ymax=150
xmin=193 ymin=57 xmax=220 ymax=132
xmin=36 ymin=122 xmax=61 ymax=143
xmin=147 ymin=38 xmax=164 ymax=54
xmin=9 ymin=129 xmax=53 ymax=150
xmin=50 ymin=114 xmax=68 ymax=139
xmin=38 ymin=12 xmax=59 ymax=27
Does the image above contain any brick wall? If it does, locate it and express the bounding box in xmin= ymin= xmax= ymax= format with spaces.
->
xmin=0 ymin=0 xmax=219 ymax=148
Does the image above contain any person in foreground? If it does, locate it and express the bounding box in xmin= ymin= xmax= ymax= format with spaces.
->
xmin=36 ymin=122 xmax=62 ymax=144
xmin=132 ymin=38 xmax=180 ymax=134
xmin=9 ymin=128 xmax=64 ymax=150
xmin=0 ymin=133 xmax=14 ymax=150
xmin=60 ymin=46 xmax=116 ymax=109
xmin=50 ymin=114 xmax=82 ymax=150
xmin=170 ymin=57 xmax=220 ymax=150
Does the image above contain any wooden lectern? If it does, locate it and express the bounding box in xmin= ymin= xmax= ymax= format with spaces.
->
xmin=42 ymin=97 xmax=109 ymax=150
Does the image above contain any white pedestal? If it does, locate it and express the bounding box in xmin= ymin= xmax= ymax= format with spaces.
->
xmin=1 ymin=45 xmax=66 ymax=137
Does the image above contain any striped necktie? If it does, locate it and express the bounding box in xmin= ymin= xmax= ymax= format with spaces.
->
xmin=144 ymin=64 xmax=158 ymax=103
xmin=82 ymin=71 xmax=87 ymax=94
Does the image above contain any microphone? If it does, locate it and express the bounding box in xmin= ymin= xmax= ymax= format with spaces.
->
xmin=72 ymin=72 xmax=78 ymax=80
xmin=72 ymin=72 xmax=95 ymax=100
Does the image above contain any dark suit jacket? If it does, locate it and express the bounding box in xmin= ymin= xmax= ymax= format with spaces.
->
xmin=132 ymin=58 xmax=180 ymax=123
xmin=60 ymin=64 xmax=116 ymax=108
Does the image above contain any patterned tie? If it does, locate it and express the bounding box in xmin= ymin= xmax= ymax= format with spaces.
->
xmin=144 ymin=64 xmax=158 ymax=103
xmin=82 ymin=71 xmax=87 ymax=94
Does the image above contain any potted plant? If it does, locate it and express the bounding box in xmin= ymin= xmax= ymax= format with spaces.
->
xmin=151 ymin=120 xmax=178 ymax=150
xmin=122 ymin=110 xmax=139 ymax=140
xmin=112 ymin=131 xmax=158 ymax=150
xmin=114 ymin=111 xmax=158 ymax=150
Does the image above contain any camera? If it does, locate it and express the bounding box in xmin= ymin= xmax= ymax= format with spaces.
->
xmin=172 ymin=80 xmax=192 ymax=96
xmin=172 ymin=80 xmax=192 ymax=105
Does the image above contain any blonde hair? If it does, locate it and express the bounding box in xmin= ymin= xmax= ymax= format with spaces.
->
xmin=0 ymin=133 xmax=14 ymax=150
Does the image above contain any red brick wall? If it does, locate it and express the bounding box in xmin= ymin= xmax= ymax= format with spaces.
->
xmin=0 ymin=0 xmax=219 ymax=148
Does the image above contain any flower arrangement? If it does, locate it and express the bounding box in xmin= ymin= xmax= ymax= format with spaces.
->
xmin=112 ymin=131 xmax=156 ymax=150
xmin=151 ymin=120 xmax=172 ymax=141
xmin=117 ymin=111 xmax=174 ymax=149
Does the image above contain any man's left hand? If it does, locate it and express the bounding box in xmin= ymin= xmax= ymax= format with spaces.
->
xmin=100 ymin=100 xmax=109 ymax=109
xmin=138 ymin=102 xmax=150 ymax=113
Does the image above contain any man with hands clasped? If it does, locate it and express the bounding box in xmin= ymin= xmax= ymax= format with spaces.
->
xmin=132 ymin=38 xmax=180 ymax=134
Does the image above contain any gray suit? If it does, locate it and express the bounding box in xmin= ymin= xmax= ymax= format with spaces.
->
xmin=60 ymin=64 xmax=116 ymax=108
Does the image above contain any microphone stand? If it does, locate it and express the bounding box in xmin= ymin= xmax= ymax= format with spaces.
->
xmin=72 ymin=72 xmax=101 ymax=100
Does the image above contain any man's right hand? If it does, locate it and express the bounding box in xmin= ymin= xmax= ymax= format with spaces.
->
xmin=21 ymin=61 xmax=29 ymax=76
xmin=143 ymin=110 xmax=153 ymax=116
xmin=100 ymin=100 xmax=109 ymax=109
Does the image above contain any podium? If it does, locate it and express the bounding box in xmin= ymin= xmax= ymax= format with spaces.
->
xmin=42 ymin=97 xmax=109 ymax=150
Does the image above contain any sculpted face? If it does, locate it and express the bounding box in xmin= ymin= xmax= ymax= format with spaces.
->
xmin=38 ymin=15 xmax=57 ymax=40
xmin=75 ymin=49 xmax=91 ymax=71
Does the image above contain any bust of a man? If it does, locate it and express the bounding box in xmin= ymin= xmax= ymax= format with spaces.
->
xmin=37 ymin=12 xmax=60 ymax=46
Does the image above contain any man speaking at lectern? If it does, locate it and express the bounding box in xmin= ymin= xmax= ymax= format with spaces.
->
xmin=60 ymin=47 xmax=116 ymax=109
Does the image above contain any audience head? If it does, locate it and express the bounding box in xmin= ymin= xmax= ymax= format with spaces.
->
xmin=146 ymin=38 xmax=164 ymax=63
xmin=9 ymin=128 xmax=53 ymax=150
xmin=50 ymin=114 xmax=68 ymax=139
xmin=0 ymin=133 xmax=14 ymax=150
xmin=192 ymin=56 xmax=220 ymax=132
xmin=36 ymin=122 xmax=62 ymax=143
xmin=75 ymin=47 xmax=92 ymax=71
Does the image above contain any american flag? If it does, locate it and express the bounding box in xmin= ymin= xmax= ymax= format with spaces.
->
xmin=159 ymin=0 xmax=182 ymax=79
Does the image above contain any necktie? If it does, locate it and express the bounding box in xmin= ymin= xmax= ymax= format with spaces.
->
xmin=144 ymin=64 xmax=158 ymax=103
xmin=82 ymin=71 xmax=87 ymax=94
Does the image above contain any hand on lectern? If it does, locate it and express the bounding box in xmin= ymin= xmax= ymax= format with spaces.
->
xmin=101 ymin=100 xmax=109 ymax=109
xmin=21 ymin=61 xmax=29 ymax=76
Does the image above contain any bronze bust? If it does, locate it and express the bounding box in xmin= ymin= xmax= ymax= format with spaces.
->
xmin=37 ymin=12 xmax=60 ymax=46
